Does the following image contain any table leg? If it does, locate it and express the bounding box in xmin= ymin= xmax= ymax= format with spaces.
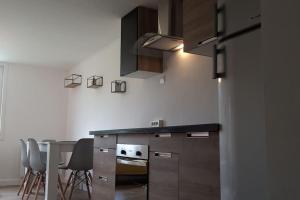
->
xmin=45 ymin=143 xmax=60 ymax=200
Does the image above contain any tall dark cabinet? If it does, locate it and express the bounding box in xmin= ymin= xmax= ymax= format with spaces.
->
xmin=121 ymin=7 xmax=163 ymax=78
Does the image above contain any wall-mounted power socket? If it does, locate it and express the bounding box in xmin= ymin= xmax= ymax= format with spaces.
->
xmin=150 ymin=120 xmax=164 ymax=127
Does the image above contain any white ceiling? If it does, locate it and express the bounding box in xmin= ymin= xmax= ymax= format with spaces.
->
xmin=0 ymin=0 xmax=158 ymax=68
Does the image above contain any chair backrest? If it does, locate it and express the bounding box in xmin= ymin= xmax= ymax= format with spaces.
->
xmin=67 ymin=138 xmax=94 ymax=171
xmin=20 ymin=139 xmax=30 ymax=169
xmin=28 ymin=138 xmax=45 ymax=172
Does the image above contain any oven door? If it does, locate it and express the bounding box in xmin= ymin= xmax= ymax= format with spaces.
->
xmin=115 ymin=157 xmax=148 ymax=200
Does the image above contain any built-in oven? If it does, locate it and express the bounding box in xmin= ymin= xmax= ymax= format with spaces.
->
xmin=115 ymin=144 xmax=149 ymax=200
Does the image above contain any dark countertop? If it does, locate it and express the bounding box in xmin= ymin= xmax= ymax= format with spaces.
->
xmin=90 ymin=123 xmax=220 ymax=135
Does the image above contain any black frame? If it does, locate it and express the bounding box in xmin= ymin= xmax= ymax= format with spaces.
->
xmin=87 ymin=76 xmax=103 ymax=88
xmin=64 ymin=74 xmax=82 ymax=88
xmin=111 ymin=80 xmax=126 ymax=93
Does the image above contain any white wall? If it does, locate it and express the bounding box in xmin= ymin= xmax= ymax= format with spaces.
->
xmin=0 ymin=64 xmax=67 ymax=185
xmin=262 ymin=1 xmax=300 ymax=199
xmin=66 ymin=38 xmax=218 ymax=140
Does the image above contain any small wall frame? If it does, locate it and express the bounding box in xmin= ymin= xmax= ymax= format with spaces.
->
xmin=64 ymin=74 xmax=82 ymax=88
xmin=111 ymin=80 xmax=126 ymax=93
xmin=87 ymin=76 xmax=103 ymax=88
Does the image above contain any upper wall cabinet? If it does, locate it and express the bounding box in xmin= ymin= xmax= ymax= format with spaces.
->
xmin=121 ymin=7 xmax=163 ymax=79
xmin=183 ymin=0 xmax=217 ymax=56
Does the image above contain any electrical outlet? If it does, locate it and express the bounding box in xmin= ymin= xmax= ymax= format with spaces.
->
xmin=150 ymin=120 xmax=164 ymax=127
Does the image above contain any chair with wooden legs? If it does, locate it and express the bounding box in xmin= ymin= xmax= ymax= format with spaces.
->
xmin=17 ymin=139 xmax=33 ymax=198
xmin=59 ymin=138 xmax=94 ymax=200
xmin=26 ymin=138 xmax=66 ymax=200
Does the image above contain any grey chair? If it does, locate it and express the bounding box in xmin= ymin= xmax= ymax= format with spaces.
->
xmin=26 ymin=138 xmax=66 ymax=200
xmin=59 ymin=138 xmax=94 ymax=200
xmin=25 ymin=138 xmax=46 ymax=200
xmin=17 ymin=139 xmax=33 ymax=198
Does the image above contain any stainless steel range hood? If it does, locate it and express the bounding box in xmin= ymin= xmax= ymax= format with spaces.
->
xmin=141 ymin=0 xmax=183 ymax=51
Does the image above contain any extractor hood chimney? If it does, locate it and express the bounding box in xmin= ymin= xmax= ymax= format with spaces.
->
xmin=142 ymin=0 xmax=183 ymax=51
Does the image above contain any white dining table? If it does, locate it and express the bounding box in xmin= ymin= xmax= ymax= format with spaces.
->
xmin=27 ymin=141 xmax=76 ymax=200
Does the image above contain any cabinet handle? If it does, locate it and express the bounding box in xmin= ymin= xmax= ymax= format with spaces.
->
xmin=99 ymin=148 xmax=109 ymax=153
xmin=213 ymin=45 xmax=226 ymax=79
xmin=154 ymin=152 xmax=172 ymax=158
xmin=100 ymin=135 xmax=109 ymax=138
xmin=186 ymin=132 xmax=209 ymax=138
xmin=216 ymin=4 xmax=226 ymax=37
xmin=98 ymin=176 xmax=108 ymax=182
xmin=155 ymin=133 xmax=171 ymax=138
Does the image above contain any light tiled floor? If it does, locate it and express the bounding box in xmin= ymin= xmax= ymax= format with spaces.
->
xmin=0 ymin=186 xmax=90 ymax=200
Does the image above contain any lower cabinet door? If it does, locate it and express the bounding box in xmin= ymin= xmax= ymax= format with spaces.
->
xmin=92 ymin=175 xmax=115 ymax=200
xmin=180 ymin=132 xmax=220 ymax=200
xmin=92 ymin=148 xmax=116 ymax=200
xmin=149 ymin=152 xmax=179 ymax=200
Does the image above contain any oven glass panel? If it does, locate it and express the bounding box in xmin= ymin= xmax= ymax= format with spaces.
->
xmin=115 ymin=144 xmax=149 ymax=200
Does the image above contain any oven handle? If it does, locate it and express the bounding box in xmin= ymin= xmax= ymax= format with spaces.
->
xmin=117 ymin=158 xmax=148 ymax=167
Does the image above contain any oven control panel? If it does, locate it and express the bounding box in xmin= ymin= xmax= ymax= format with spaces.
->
xmin=116 ymin=144 xmax=149 ymax=160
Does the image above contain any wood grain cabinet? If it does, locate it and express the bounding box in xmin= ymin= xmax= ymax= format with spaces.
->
xmin=92 ymin=147 xmax=116 ymax=200
xmin=92 ymin=131 xmax=220 ymax=200
xmin=121 ymin=7 xmax=163 ymax=78
xmin=94 ymin=135 xmax=117 ymax=149
xmin=149 ymin=152 xmax=179 ymax=200
xmin=180 ymin=132 xmax=220 ymax=200
xmin=149 ymin=133 xmax=183 ymax=153
xmin=183 ymin=0 xmax=217 ymax=56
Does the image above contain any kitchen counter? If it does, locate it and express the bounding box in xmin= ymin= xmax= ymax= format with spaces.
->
xmin=89 ymin=123 xmax=220 ymax=135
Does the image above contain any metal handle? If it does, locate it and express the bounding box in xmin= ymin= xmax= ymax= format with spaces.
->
xmin=216 ymin=4 xmax=225 ymax=37
xmin=213 ymin=45 xmax=226 ymax=79
xmin=155 ymin=133 xmax=171 ymax=138
xmin=99 ymin=176 xmax=108 ymax=182
xmin=187 ymin=132 xmax=209 ymax=138
xmin=99 ymin=148 xmax=109 ymax=153
xmin=100 ymin=135 xmax=109 ymax=138
xmin=154 ymin=152 xmax=172 ymax=158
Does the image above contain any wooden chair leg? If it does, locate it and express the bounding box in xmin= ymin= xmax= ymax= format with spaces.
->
xmin=17 ymin=169 xmax=30 ymax=195
xmin=58 ymin=175 xmax=66 ymax=200
xmin=24 ymin=172 xmax=33 ymax=195
xmin=63 ymin=171 xmax=73 ymax=197
xmin=25 ymin=173 xmax=39 ymax=200
xmin=68 ymin=171 xmax=78 ymax=200
xmin=84 ymin=171 xmax=91 ymax=199
xmin=22 ymin=171 xmax=33 ymax=200
xmin=34 ymin=174 xmax=43 ymax=200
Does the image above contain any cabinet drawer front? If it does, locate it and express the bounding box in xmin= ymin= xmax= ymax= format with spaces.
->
xmin=93 ymin=148 xmax=116 ymax=177
xmin=181 ymin=132 xmax=220 ymax=200
xmin=92 ymin=175 xmax=115 ymax=200
xmin=149 ymin=152 xmax=179 ymax=200
xmin=150 ymin=133 xmax=183 ymax=153
xmin=117 ymin=134 xmax=150 ymax=145
xmin=94 ymin=135 xmax=117 ymax=149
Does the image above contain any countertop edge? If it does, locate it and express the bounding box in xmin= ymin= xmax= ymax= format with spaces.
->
xmin=89 ymin=123 xmax=220 ymax=135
